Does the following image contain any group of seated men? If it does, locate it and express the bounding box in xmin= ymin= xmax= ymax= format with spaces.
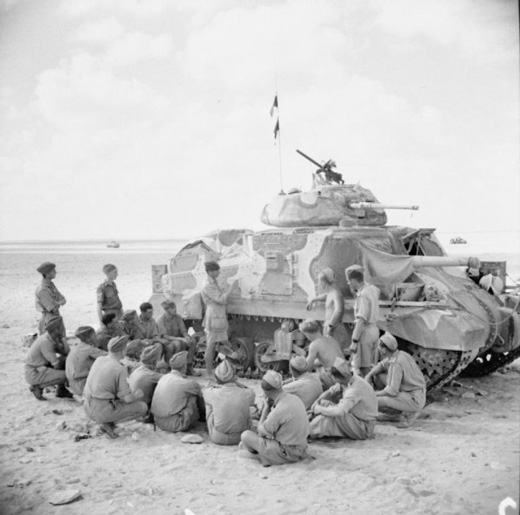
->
xmin=25 ymin=301 xmax=427 ymax=465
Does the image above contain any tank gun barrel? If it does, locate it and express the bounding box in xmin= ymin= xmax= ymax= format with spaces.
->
xmin=410 ymin=255 xmax=480 ymax=268
xmin=350 ymin=202 xmax=419 ymax=211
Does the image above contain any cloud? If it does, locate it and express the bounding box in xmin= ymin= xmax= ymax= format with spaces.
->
xmin=60 ymin=0 xmax=173 ymax=17
xmin=104 ymin=32 xmax=172 ymax=67
xmin=76 ymin=17 xmax=125 ymax=44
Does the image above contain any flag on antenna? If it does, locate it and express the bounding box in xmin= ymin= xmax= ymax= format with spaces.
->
xmin=270 ymin=95 xmax=278 ymax=117
xmin=274 ymin=119 xmax=280 ymax=139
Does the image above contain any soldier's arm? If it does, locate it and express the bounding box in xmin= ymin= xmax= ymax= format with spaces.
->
xmin=377 ymin=364 xmax=403 ymax=397
xmin=37 ymin=289 xmax=60 ymax=313
xmin=96 ymin=286 xmax=104 ymax=322
xmin=41 ymin=339 xmax=60 ymax=368
xmin=306 ymin=293 xmax=326 ymax=310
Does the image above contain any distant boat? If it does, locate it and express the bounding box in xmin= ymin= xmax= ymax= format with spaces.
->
xmin=450 ymin=236 xmax=467 ymax=244
xmin=107 ymin=240 xmax=120 ymax=248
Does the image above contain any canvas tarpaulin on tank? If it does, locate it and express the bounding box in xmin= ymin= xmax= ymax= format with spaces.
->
xmin=358 ymin=241 xmax=415 ymax=296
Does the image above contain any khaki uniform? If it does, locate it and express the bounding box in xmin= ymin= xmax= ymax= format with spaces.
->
xmin=283 ymin=373 xmax=323 ymax=411
xmin=25 ymin=333 xmax=67 ymax=388
xmin=35 ymin=279 xmax=66 ymax=335
xmin=96 ymin=281 xmax=123 ymax=319
xmin=65 ymin=342 xmax=106 ymax=395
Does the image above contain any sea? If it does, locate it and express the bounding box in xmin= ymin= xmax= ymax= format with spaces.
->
xmin=0 ymin=235 xmax=518 ymax=331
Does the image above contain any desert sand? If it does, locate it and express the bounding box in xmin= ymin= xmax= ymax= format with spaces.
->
xmin=0 ymin=253 xmax=519 ymax=515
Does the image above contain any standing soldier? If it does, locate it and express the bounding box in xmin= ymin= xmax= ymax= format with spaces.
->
xmin=97 ymin=264 xmax=123 ymax=323
xmin=307 ymin=267 xmax=349 ymax=351
xmin=201 ymin=261 xmax=236 ymax=377
xmin=345 ymin=265 xmax=380 ymax=377
xmin=35 ymin=262 xmax=66 ymax=336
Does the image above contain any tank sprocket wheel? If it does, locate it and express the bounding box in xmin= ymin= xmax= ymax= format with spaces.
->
xmin=404 ymin=343 xmax=479 ymax=392
xmin=254 ymin=341 xmax=288 ymax=374
xmin=229 ymin=337 xmax=256 ymax=371
xmin=460 ymin=346 xmax=520 ymax=377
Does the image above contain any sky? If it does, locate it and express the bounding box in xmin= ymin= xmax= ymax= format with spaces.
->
xmin=0 ymin=0 xmax=519 ymax=246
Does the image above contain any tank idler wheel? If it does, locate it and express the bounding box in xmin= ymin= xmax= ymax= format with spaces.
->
xmin=254 ymin=341 xmax=288 ymax=374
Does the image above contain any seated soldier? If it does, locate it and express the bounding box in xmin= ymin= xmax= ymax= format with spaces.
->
xmin=239 ymin=371 xmax=310 ymax=466
xmin=96 ymin=313 xmax=124 ymax=351
xmin=203 ymin=360 xmax=256 ymax=445
xmin=24 ymin=315 xmax=72 ymax=400
xmin=309 ymin=357 xmax=377 ymax=440
xmin=151 ymin=351 xmax=203 ymax=433
xmin=118 ymin=309 xmax=159 ymax=361
xmin=66 ymin=326 xmax=107 ymax=395
xmin=299 ymin=319 xmax=344 ymax=390
xmin=83 ymin=336 xmax=148 ymax=439
xmin=157 ymin=300 xmax=199 ymax=376
xmin=128 ymin=345 xmax=164 ymax=421
xmin=365 ymin=333 xmax=426 ymax=428
xmin=282 ymin=355 xmax=323 ymax=411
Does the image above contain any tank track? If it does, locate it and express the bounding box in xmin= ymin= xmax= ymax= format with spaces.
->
xmin=460 ymin=346 xmax=520 ymax=377
xmin=404 ymin=344 xmax=480 ymax=392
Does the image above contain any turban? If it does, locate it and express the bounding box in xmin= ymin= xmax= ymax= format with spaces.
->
xmin=141 ymin=345 xmax=160 ymax=366
xmin=262 ymin=370 xmax=283 ymax=390
xmin=108 ymin=335 xmax=129 ymax=353
xmin=121 ymin=309 xmax=137 ymax=321
xmin=345 ymin=264 xmax=364 ymax=275
xmin=331 ymin=357 xmax=351 ymax=378
xmin=479 ymin=274 xmax=504 ymax=296
xmin=37 ymin=262 xmax=56 ymax=275
xmin=299 ymin=319 xmax=320 ymax=334
xmin=161 ymin=300 xmax=176 ymax=309
xmin=379 ymin=332 xmax=398 ymax=351
xmin=74 ymin=326 xmax=95 ymax=342
xmin=169 ymin=350 xmax=188 ymax=370
xmin=319 ymin=268 xmax=335 ymax=283
xmin=215 ymin=360 xmax=235 ymax=383
xmin=45 ymin=315 xmax=63 ymax=332
xmin=204 ymin=261 xmax=220 ymax=272
xmin=103 ymin=264 xmax=117 ymax=274
xmin=289 ymin=356 xmax=308 ymax=373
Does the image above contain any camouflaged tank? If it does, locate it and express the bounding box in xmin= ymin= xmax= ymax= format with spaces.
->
xmin=150 ymin=152 xmax=520 ymax=390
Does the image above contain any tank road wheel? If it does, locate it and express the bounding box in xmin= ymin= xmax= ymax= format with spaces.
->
xmin=254 ymin=341 xmax=288 ymax=374
xmin=229 ymin=337 xmax=255 ymax=371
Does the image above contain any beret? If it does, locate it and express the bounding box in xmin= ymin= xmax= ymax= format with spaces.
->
xmin=169 ymin=350 xmax=188 ymax=369
xmin=102 ymin=264 xmax=117 ymax=274
xmin=215 ymin=360 xmax=235 ymax=383
xmin=262 ymin=370 xmax=283 ymax=390
xmin=289 ymin=355 xmax=308 ymax=373
xmin=74 ymin=326 xmax=95 ymax=342
xmin=108 ymin=335 xmax=129 ymax=353
xmin=331 ymin=357 xmax=351 ymax=377
xmin=121 ymin=309 xmax=137 ymax=321
xmin=140 ymin=345 xmax=160 ymax=366
xmin=204 ymin=261 xmax=220 ymax=272
xmin=379 ymin=332 xmax=398 ymax=351
xmin=37 ymin=262 xmax=56 ymax=275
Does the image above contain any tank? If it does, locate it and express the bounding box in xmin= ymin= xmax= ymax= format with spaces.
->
xmin=150 ymin=151 xmax=520 ymax=390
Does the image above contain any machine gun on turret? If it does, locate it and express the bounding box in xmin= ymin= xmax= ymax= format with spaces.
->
xmin=296 ymin=149 xmax=344 ymax=185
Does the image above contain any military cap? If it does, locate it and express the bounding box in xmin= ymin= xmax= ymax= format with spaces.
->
xmin=262 ymin=370 xmax=283 ymax=390
xmin=103 ymin=264 xmax=117 ymax=274
xmin=37 ymin=262 xmax=56 ymax=275
xmin=45 ymin=315 xmax=63 ymax=332
xmin=74 ymin=326 xmax=95 ymax=342
xmin=169 ymin=350 xmax=188 ymax=370
xmin=331 ymin=357 xmax=351 ymax=378
xmin=161 ymin=299 xmax=176 ymax=309
xmin=204 ymin=261 xmax=220 ymax=272
xmin=140 ymin=345 xmax=160 ymax=366
xmin=289 ymin=355 xmax=308 ymax=373
xmin=345 ymin=264 xmax=364 ymax=275
xmin=215 ymin=360 xmax=235 ymax=383
xmin=121 ymin=309 xmax=137 ymax=321
xmin=108 ymin=335 xmax=129 ymax=353
xmin=379 ymin=332 xmax=398 ymax=351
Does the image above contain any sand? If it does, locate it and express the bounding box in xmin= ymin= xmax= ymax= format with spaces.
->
xmin=0 ymin=250 xmax=519 ymax=514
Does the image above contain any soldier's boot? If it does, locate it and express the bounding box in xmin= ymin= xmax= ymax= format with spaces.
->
xmin=397 ymin=412 xmax=420 ymax=429
xmin=55 ymin=384 xmax=74 ymax=399
xmin=98 ymin=423 xmax=118 ymax=439
xmin=29 ymin=385 xmax=46 ymax=401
